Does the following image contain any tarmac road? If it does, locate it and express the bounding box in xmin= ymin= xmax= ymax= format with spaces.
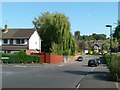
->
xmin=2 ymin=56 xmax=118 ymax=89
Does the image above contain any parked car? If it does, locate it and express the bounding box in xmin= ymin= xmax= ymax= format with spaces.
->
xmin=88 ymin=58 xmax=99 ymax=67
xmin=76 ymin=56 xmax=83 ymax=61
xmin=96 ymin=58 xmax=101 ymax=64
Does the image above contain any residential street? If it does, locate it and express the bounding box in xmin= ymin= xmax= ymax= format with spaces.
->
xmin=2 ymin=56 xmax=118 ymax=89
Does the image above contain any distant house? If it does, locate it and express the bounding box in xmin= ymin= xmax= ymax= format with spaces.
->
xmin=93 ymin=44 xmax=101 ymax=53
xmin=79 ymin=41 xmax=89 ymax=54
xmin=92 ymin=40 xmax=104 ymax=53
xmin=0 ymin=25 xmax=42 ymax=54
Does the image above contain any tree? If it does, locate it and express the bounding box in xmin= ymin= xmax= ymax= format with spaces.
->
xmin=113 ymin=20 xmax=120 ymax=51
xmin=74 ymin=31 xmax=80 ymax=41
xmin=102 ymin=39 xmax=110 ymax=52
xmin=92 ymin=33 xmax=106 ymax=40
xmin=33 ymin=12 xmax=76 ymax=55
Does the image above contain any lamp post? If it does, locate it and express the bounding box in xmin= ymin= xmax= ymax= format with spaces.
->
xmin=106 ymin=25 xmax=112 ymax=65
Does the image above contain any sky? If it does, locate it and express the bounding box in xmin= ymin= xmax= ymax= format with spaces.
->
xmin=1 ymin=2 xmax=118 ymax=37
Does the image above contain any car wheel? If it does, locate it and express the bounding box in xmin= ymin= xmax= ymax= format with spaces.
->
xmin=88 ymin=64 xmax=90 ymax=67
xmin=95 ymin=64 xmax=97 ymax=67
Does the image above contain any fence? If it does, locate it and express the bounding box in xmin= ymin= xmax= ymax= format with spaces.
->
xmin=32 ymin=53 xmax=63 ymax=64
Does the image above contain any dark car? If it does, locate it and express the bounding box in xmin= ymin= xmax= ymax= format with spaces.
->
xmin=76 ymin=56 xmax=83 ymax=61
xmin=88 ymin=58 xmax=99 ymax=67
xmin=96 ymin=58 xmax=101 ymax=64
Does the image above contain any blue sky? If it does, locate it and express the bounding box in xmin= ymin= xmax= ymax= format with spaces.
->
xmin=2 ymin=2 xmax=118 ymax=36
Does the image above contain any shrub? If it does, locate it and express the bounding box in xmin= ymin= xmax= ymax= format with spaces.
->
xmin=2 ymin=53 xmax=10 ymax=57
xmin=88 ymin=51 xmax=93 ymax=55
xmin=104 ymin=54 xmax=120 ymax=81
xmin=2 ymin=51 xmax=40 ymax=64
xmin=18 ymin=50 xmax=27 ymax=63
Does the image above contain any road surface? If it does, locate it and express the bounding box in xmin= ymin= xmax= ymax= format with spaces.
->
xmin=2 ymin=56 xmax=117 ymax=89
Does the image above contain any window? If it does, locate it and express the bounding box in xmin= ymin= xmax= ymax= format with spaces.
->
xmin=16 ymin=39 xmax=20 ymax=44
xmin=3 ymin=39 xmax=9 ymax=45
xmin=21 ymin=39 xmax=25 ymax=44
xmin=14 ymin=39 xmax=25 ymax=45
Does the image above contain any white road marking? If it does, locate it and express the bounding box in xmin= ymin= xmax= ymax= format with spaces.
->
xmin=91 ymin=67 xmax=95 ymax=71
xmin=2 ymin=71 xmax=14 ymax=75
xmin=58 ymin=64 xmax=64 ymax=67
xmin=14 ymin=65 xmax=27 ymax=67
xmin=115 ymin=82 xmax=119 ymax=90
xmin=75 ymin=67 xmax=96 ymax=89
xmin=76 ymin=83 xmax=81 ymax=89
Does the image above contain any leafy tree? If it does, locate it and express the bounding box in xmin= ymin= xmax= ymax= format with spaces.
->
xmin=113 ymin=20 xmax=120 ymax=51
xmin=76 ymin=33 xmax=106 ymax=41
xmin=92 ymin=33 xmax=106 ymax=40
xmin=102 ymin=39 xmax=110 ymax=52
xmin=74 ymin=31 xmax=80 ymax=41
xmin=33 ymin=12 xmax=76 ymax=55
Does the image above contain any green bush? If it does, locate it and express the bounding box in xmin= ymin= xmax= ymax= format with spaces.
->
xmin=104 ymin=54 xmax=120 ymax=81
xmin=79 ymin=50 xmax=83 ymax=55
xmin=104 ymin=54 xmax=110 ymax=64
xmin=2 ymin=50 xmax=40 ymax=64
xmin=89 ymin=51 xmax=93 ymax=55
xmin=33 ymin=55 xmax=40 ymax=63
xmin=2 ymin=53 xmax=10 ymax=57
xmin=18 ymin=50 xmax=27 ymax=63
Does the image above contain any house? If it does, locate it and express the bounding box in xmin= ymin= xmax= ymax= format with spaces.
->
xmin=0 ymin=25 xmax=42 ymax=55
xmin=93 ymin=44 xmax=101 ymax=53
xmin=79 ymin=41 xmax=89 ymax=54
xmin=92 ymin=40 xmax=104 ymax=53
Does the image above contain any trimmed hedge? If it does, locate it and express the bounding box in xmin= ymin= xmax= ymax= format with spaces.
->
xmin=2 ymin=51 xmax=40 ymax=64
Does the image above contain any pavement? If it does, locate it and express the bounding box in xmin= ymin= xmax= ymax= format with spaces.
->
xmin=117 ymin=82 xmax=120 ymax=90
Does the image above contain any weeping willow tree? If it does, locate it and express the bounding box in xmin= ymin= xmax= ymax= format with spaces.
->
xmin=33 ymin=12 xmax=76 ymax=55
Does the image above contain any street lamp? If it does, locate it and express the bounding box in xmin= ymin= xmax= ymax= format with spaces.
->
xmin=106 ymin=25 xmax=112 ymax=65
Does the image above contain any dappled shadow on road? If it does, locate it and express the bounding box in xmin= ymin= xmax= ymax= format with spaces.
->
xmin=88 ymin=71 xmax=113 ymax=81
xmin=63 ymin=57 xmax=114 ymax=82
xmin=63 ymin=68 xmax=114 ymax=82
xmin=82 ymin=65 xmax=88 ymax=67
xmin=63 ymin=70 xmax=88 ymax=76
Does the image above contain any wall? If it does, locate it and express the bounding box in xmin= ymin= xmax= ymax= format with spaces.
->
xmin=29 ymin=31 xmax=41 ymax=52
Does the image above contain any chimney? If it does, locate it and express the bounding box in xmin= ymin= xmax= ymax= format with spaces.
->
xmin=4 ymin=24 xmax=8 ymax=33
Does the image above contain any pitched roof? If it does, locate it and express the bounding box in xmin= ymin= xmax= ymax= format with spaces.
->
xmin=79 ymin=41 xmax=89 ymax=50
xmin=1 ymin=28 xmax=35 ymax=39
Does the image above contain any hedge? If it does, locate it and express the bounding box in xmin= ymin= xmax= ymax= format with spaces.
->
xmin=2 ymin=55 xmax=40 ymax=64
xmin=104 ymin=54 xmax=120 ymax=81
xmin=1 ymin=51 xmax=40 ymax=64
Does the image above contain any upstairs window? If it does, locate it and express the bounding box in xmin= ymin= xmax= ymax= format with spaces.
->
xmin=21 ymin=39 xmax=25 ymax=44
xmin=3 ymin=39 xmax=9 ymax=45
xmin=14 ymin=39 xmax=25 ymax=45
xmin=16 ymin=39 xmax=21 ymax=44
